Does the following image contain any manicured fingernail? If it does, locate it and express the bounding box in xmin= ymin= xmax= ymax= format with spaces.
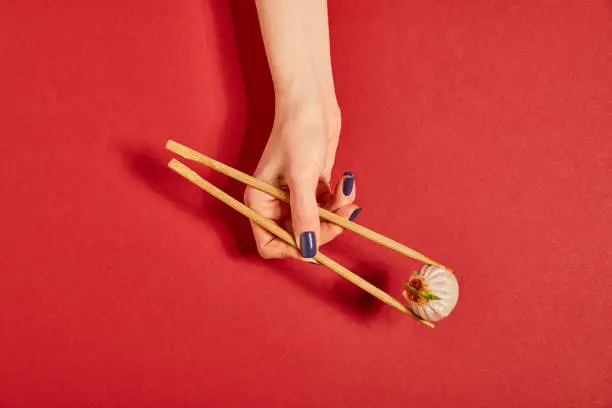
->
xmin=300 ymin=231 xmax=317 ymax=258
xmin=349 ymin=208 xmax=362 ymax=222
xmin=342 ymin=171 xmax=354 ymax=196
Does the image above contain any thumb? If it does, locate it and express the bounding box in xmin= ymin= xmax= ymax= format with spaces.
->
xmin=288 ymin=173 xmax=321 ymax=259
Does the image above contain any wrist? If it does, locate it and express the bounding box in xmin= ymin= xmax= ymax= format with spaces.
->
xmin=274 ymin=78 xmax=340 ymax=125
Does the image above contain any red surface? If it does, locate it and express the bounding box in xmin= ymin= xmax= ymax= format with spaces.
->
xmin=1 ymin=1 xmax=611 ymax=406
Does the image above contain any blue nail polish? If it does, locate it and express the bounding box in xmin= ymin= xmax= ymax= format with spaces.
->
xmin=300 ymin=231 xmax=317 ymax=258
xmin=349 ymin=208 xmax=362 ymax=222
xmin=342 ymin=171 xmax=354 ymax=196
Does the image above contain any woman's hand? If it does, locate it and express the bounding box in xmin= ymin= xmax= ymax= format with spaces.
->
xmin=248 ymin=0 xmax=358 ymax=260
xmin=245 ymin=95 xmax=360 ymax=260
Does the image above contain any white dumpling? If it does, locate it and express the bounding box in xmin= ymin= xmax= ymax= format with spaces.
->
xmin=401 ymin=265 xmax=459 ymax=322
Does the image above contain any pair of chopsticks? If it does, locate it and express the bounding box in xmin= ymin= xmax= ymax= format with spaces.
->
xmin=166 ymin=140 xmax=447 ymax=328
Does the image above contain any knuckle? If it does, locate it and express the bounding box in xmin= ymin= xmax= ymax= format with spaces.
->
xmin=243 ymin=187 xmax=252 ymax=204
xmin=243 ymin=187 xmax=260 ymax=207
xmin=291 ymin=207 xmax=316 ymax=227
xmin=287 ymin=165 xmax=318 ymax=186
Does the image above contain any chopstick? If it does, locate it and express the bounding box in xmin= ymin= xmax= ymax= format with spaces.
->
xmin=167 ymin=158 xmax=434 ymax=328
xmin=165 ymin=140 xmax=450 ymax=271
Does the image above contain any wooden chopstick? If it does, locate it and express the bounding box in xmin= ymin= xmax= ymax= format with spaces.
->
xmin=167 ymin=158 xmax=434 ymax=328
xmin=166 ymin=140 xmax=450 ymax=271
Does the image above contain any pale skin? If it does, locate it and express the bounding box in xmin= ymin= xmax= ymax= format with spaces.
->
xmin=245 ymin=0 xmax=360 ymax=260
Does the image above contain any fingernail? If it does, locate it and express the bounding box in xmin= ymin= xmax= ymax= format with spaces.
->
xmin=300 ymin=231 xmax=317 ymax=258
xmin=342 ymin=171 xmax=354 ymax=196
xmin=349 ymin=208 xmax=362 ymax=222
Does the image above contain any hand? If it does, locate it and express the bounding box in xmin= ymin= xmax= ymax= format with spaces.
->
xmin=244 ymin=98 xmax=360 ymax=260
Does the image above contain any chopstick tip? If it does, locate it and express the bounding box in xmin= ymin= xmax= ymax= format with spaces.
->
xmin=423 ymin=320 xmax=435 ymax=328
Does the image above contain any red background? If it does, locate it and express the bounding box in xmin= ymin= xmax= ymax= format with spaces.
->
xmin=1 ymin=1 xmax=611 ymax=406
